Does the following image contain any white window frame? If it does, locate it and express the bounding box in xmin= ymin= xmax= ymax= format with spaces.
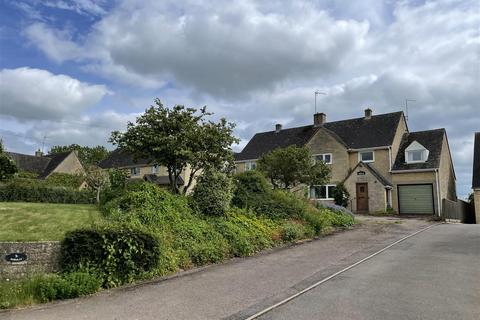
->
xmin=406 ymin=149 xmax=428 ymax=164
xmin=314 ymin=153 xmax=333 ymax=164
xmin=309 ymin=184 xmax=336 ymax=200
xmin=358 ymin=150 xmax=375 ymax=163
xmin=151 ymin=164 xmax=159 ymax=174
xmin=130 ymin=167 xmax=140 ymax=176
xmin=245 ymin=161 xmax=257 ymax=171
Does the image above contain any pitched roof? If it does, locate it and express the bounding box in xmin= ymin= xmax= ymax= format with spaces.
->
xmin=235 ymin=111 xmax=404 ymax=161
xmin=6 ymin=152 xmax=51 ymax=175
xmin=6 ymin=151 xmax=78 ymax=178
xmin=38 ymin=152 xmax=71 ymax=179
xmin=342 ymin=161 xmax=392 ymax=187
xmin=99 ymin=149 xmax=153 ymax=169
xmin=473 ymin=132 xmax=480 ymax=189
xmin=392 ymin=128 xmax=445 ymax=171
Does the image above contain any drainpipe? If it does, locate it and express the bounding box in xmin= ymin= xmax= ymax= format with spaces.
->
xmin=435 ymin=169 xmax=441 ymax=217
xmin=388 ymin=146 xmax=392 ymax=172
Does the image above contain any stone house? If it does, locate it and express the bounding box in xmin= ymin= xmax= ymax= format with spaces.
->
xmin=235 ymin=109 xmax=457 ymax=216
xmin=472 ymin=132 xmax=480 ymax=223
xmin=99 ymin=149 xmax=197 ymax=191
xmin=7 ymin=150 xmax=84 ymax=179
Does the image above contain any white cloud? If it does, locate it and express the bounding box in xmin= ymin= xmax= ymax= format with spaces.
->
xmin=0 ymin=67 xmax=109 ymax=120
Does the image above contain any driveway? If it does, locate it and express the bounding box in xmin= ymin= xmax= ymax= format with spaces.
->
xmin=257 ymin=223 xmax=480 ymax=320
xmin=1 ymin=217 xmax=439 ymax=320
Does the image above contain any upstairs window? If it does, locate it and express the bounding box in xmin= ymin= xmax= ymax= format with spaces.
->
xmin=152 ymin=164 xmax=159 ymax=174
xmin=405 ymin=141 xmax=429 ymax=163
xmin=245 ymin=161 xmax=257 ymax=171
xmin=359 ymin=151 xmax=374 ymax=162
xmin=130 ymin=167 xmax=140 ymax=176
xmin=314 ymin=153 xmax=332 ymax=164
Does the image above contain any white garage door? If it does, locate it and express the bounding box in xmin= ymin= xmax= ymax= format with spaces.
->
xmin=398 ymin=184 xmax=434 ymax=215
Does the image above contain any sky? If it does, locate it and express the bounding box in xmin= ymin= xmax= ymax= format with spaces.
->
xmin=0 ymin=0 xmax=478 ymax=198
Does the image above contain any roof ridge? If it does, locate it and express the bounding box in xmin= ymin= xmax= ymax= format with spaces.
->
xmin=409 ymin=128 xmax=445 ymax=134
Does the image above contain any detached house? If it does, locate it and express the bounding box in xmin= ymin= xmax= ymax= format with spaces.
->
xmin=235 ymin=109 xmax=457 ymax=216
xmin=99 ymin=149 xmax=197 ymax=190
xmin=7 ymin=150 xmax=84 ymax=178
xmin=472 ymin=132 xmax=480 ymax=223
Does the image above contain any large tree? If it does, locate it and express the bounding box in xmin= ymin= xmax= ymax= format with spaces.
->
xmin=49 ymin=144 xmax=109 ymax=166
xmin=110 ymin=99 xmax=238 ymax=194
xmin=257 ymin=145 xmax=330 ymax=189
xmin=0 ymin=141 xmax=17 ymax=181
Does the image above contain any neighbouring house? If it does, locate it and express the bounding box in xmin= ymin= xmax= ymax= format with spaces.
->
xmin=235 ymin=109 xmax=457 ymax=216
xmin=7 ymin=150 xmax=84 ymax=179
xmin=98 ymin=149 xmax=195 ymax=190
xmin=472 ymin=132 xmax=480 ymax=224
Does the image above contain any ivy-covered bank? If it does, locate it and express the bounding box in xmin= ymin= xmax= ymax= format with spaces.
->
xmin=0 ymin=171 xmax=354 ymax=309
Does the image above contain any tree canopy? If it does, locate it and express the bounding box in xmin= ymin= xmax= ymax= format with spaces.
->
xmin=49 ymin=144 xmax=109 ymax=166
xmin=110 ymin=99 xmax=239 ymax=194
xmin=257 ymin=145 xmax=330 ymax=189
xmin=0 ymin=142 xmax=17 ymax=181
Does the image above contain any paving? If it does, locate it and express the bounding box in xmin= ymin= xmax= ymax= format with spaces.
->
xmin=1 ymin=216 xmax=434 ymax=320
xmin=257 ymin=223 xmax=480 ymax=320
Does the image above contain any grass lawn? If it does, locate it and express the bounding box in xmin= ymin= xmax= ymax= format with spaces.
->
xmin=0 ymin=202 xmax=102 ymax=242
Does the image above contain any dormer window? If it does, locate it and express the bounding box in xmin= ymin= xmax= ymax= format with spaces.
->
xmin=405 ymin=141 xmax=429 ymax=164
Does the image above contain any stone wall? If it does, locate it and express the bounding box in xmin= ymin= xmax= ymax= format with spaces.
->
xmin=0 ymin=242 xmax=60 ymax=280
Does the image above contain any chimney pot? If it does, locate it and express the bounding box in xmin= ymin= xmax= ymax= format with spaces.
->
xmin=275 ymin=123 xmax=282 ymax=133
xmin=364 ymin=108 xmax=373 ymax=119
xmin=314 ymin=113 xmax=326 ymax=126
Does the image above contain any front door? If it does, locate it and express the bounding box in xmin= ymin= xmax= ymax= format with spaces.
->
xmin=356 ymin=183 xmax=369 ymax=212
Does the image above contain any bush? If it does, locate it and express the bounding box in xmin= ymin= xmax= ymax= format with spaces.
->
xmin=60 ymin=224 xmax=161 ymax=287
xmin=44 ymin=173 xmax=85 ymax=189
xmin=34 ymin=271 xmax=102 ymax=302
xmin=0 ymin=181 xmax=94 ymax=204
xmin=103 ymin=183 xmax=189 ymax=228
xmin=280 ymin=221 xmax=309 ymax=242
xmin=212 ymin=208 xmax=274 ymax=257
xmin=332 ymin=183 xmax=350 ymax=207
xmin=232 ymin=171 xmax=271 ymax=208
xmin=255 ymin=189 xmax=308 ymax=219
xmin=191 ymin=170 xmax=233 ymax=216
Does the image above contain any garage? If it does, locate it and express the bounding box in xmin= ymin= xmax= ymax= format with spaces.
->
xmin=398 ymin=184 xmax=435 ymax=215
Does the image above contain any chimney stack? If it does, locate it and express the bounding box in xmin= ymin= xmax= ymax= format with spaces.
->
xmin=364 ymin=108 xmax=373 ymax=119
xmin=314 ymin=113 xmax=326 ymax=127
xmin=275 ymin=123 xmax=282 ymax=133
xmin=35 ymin=149 xmax=43 ymax=157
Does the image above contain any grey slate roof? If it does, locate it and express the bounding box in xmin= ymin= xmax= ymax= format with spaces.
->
xmin=473 ymin=132 xmax=480 ymax=189
xmin=6 ymin=151 xmax=76 ymax=178
xmin=38 ymin=152 xmax=71 ymax=179
xmin=392 ymin=128 xmax=445 ymax=171
xmin=99 ymin=149 xmax=153 ymax=169
xmin=235 ymin=111 xmax=404 ymax=161
xmin=6 ymin=152 xmax=51 ymax=174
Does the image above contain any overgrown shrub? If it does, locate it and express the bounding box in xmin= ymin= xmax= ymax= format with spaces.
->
xmin=0 ymin=181 xmax=94 ymax=204
xmin=212 ymin=208 xmax=274 ymax=256
xmin=255 ymin=189 xmax=308 ymax=219
xmin=232 ymin=171 xmax=271 ymax=208
xmin=191 ymin=169 xmax=233 ymax=216
xmin=280 ymin=221 xmax=309 ymax=242
xmin=34 ymin=271 xmax=102 ymax=302
xmin=332 ymin=183 xmax=350 ymax=207
xmin=60 ymin=224 xmax=161 ymax=287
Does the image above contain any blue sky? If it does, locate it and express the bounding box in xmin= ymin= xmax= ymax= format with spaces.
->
xmin=0 ymin=0 xmax=478 ymax=198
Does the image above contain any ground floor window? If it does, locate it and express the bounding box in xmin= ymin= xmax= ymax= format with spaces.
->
xmin=245 ymin=161 xmax=257 ymax=171
xmin=130 ymin=167 xmax=140 ymax=176
xmin=310 ymin=185 xmax=335 ymax=200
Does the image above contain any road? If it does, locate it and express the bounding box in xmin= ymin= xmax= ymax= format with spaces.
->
xmin=257 ymin=223 xmax=480 ymax=320
xmin=3 ymin=217 xmax=476 ymax=320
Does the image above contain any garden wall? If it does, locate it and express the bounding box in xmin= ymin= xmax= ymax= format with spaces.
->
xmin=0 ymin=242 xmax=60 ymax=281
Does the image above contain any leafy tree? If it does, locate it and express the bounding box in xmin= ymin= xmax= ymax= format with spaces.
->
xmin=257 ymin=146 xmax=330 ymax=189
xmin=84 ymin=165 xmax=109 ymax=204
xmin=0 ymin=141 xmax=17 ymax=181
xmin=191 ymin=169 xmax=233 ymax=216
xmin=332 ymin=183 xmax=350 ymax=207
xmin=110 ymin=99 xmax=238 ymax=194
xmin=49 ymin=144 xmax=108 ymax=166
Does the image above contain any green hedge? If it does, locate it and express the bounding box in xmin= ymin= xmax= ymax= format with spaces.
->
xmin=0 ymin=182 xmax=94 ymax=204
xmin=60 ymin=224 xmax=161 ymax=287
